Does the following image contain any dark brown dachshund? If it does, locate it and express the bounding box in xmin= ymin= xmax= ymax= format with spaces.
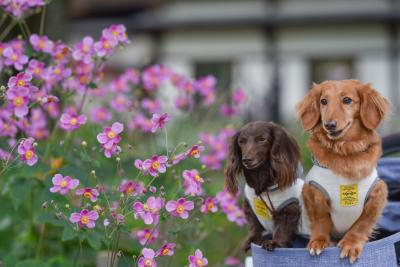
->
xmin=224 ymin=121 xmax=302 ymax=251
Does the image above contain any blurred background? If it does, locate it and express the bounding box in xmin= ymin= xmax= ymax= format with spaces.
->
xmin=44 ymin=0 xmax=400 ymax=131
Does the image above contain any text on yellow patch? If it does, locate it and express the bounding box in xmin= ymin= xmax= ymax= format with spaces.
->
xmin=340 ymin=184 xmax=358 ymax=207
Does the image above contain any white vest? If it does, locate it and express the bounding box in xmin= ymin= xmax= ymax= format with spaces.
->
xmin=304 ymin=164 xmax=379 ymax=238
xmin=244 ymin=179 xmax=306 ymax=236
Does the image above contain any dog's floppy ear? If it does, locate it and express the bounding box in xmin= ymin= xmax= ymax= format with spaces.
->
xmin=296 ymin=85 xmax=321 ymax=131
xmin=224 ymin=132 xmax=242 ymax=195
xmin=269 ymin=126 xmax=300 ymax=189
xmin=359 ymin=84 xmax=390 ymax=130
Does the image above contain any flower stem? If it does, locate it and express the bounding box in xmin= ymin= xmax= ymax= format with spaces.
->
xmin=35 ymin=223 xmax=46 ymax=261
xmin=39 ymin=5 xmax=46 ymax=35
xmin=22 ymin=20 xmax=31 ymax=36
xmin=0 ymin=13 xmax=8 ymax=29
xmin=0 ymin=19 xmax=17 ymax=41
xmin=18 ymin=21 xmax=29 ymax=40
xmin=164 ymin=127 xmax=169 ymax=157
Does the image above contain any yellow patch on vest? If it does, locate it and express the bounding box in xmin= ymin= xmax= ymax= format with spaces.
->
xmin=340 ymin=184 xmax=358 ymax=207
xmin=253 ymin=197 xmax=270 ymax=220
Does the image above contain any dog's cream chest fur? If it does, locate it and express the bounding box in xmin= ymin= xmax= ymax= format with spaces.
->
xmin=304 ymin=165 xmax=378 ymax=238
xmin=244 ymin=178 xmax=305 ymax=235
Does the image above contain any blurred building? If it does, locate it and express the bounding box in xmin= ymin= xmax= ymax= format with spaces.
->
xmin=67 ymin=0 xmax=400 ymax=127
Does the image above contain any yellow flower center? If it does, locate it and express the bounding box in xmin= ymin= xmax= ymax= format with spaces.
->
xmin=196 ymin=259 xmax=204 ymax=267
xmin=70 ymin=118 xmax=78 ymax=125
xmin=151 ymin=161 xmax=159 ymax=169
xmin=207 ymin=202 xmax=214 ymax=210
xmin=3 ymin=123 xmax=9 ymax=129
xmin=79 ymin=75 xmax=88 ymax=84
xmin=17 ymin=79 xmax=25 ymax=86
xmin=25 ymin=150 xmax=34 ymax=160
xmin=103 ymin=41 xmax=110 ymax=49
xmin=11 ymin=54 xmax=18 ymax=61
xmin=54 ymin=68 xmax=61 ymax=75
xmin=34 ymin=67 xmax=41 ymax=74
xmin=13 ymin=96 xmax=24 ymax=107
xmin=162 ymin=248 xmax=169 ymax=255
xmin=107 ymin=131 xmax=116 ymax=139
xmin=126 ymin=187 xmax=133 ymax=194
xmin=116 ymin=97 xmax=125 ymax=104
xmin=80 ymin=215 xmax=89 ymax=225
xmin=190 ymin=149 xmax=199 ymax=156
xmin=195 ymin=175 xmax=202 ymax=182
xmin=56 ymin=53 xmax=64 ymax=60
xmin=144 ymin=233 xmax=151 ymax=239
xmin=38 ymin=40 xmax=46 ymax=49
xmin=112 ymin=30 xmax=118 ymax=36
xmin=60 ymin=180 xmax=68 ymax=188
xmin=144 ymin=259 xmax=152 ymax=267
xmin=143 ymin=203 xmax=150 ymax=212
xmin=82 ymin=45 xmax=90 ymax=53
xmin=83 ymin=192 xmax=92 ymax=198
xmin=176 ymin=204 xmax=185 ymax=214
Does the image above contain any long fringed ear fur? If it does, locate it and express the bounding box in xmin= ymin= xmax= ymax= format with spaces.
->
xmin=269 ymin=125 xmax=300 ymax=189
xmin=224 ymin=132 xmax=242 ymax=195
xmin=296 ymin=85 xmax=322 ymax=131
xmin=359 ymin=84 xmax=390 ymax=130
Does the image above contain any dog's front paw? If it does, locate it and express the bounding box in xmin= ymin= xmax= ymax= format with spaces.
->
xmin=307 ymin=238 xmax=329 ymax=256
xmin=261 ymin=240 xmax=282 ymax=251
xmin=338 ymin=236 xmax=366 ymax=264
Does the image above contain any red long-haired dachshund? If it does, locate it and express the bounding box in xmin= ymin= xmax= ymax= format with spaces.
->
xmin=297 ymin=80 xmax=389 ymax=263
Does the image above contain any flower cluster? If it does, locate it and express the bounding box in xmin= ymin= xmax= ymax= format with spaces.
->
xmin=183 ymin=169 xmax=204 ymax=196
xmin=199 ymin=127 xmax=236 ymax=170
xmin=133 ymin=196 xmax=164 ymax=225
xmin=97 ymin=122 xmax=124 ymax=158
xmin=1 ymin=0 xmax=45 ymax=18
xmin=0 ymin=11 xmax=249 ymax=265
xmin=17 ymin=137 xmax=38 ymax=166
xmin=135 ymin=155 xmax=168 ymax=177
xmin=6 ymin=72 xmax=37 ymax=118
xmin=216 ymin=189 xmax=247 ymax=226
xmin=220 ymin=88 xmax=247 ymax=117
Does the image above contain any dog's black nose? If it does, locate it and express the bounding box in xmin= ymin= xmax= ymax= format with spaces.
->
xmin=242 ymin=158 xmax=253 ymax=165
xmin=324 ymin=121 xmax=337 ymax=131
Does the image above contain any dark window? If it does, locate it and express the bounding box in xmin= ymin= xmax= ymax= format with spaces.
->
xmin=311 ymin=58 xmax=354 ymax=83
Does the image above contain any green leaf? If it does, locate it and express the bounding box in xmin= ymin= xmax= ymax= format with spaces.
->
xmin=9 ymin=177 xmax=33 ymax=210
xmin=3 ymin=254 xmax=17 ymax=267
xmin=89 ymin=82 xmax=97 ymax=89
xmin=35 ymin=212 xmax=66 ymax=227
xmin=79 ymin=151 xmax=88 ymax=162
xmin=92 ymin=159 xmax=100 ymax=168
xmin=16 ymin=259 xmax=41 ymax=267
xmin=86 ymin=230 xmax=102 ymax=249
xmin=61 ymin=226 xmax=77 ymax=241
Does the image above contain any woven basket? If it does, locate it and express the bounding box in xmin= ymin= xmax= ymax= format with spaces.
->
xmin=251 ymin=232 xmax=400 ymax=267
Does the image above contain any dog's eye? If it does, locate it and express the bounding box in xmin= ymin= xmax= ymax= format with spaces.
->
xmin=343 ymin=97 xmax=352 ymax=105
xmin=320 ymin=98 xmax=328 ymax=105
xmin=256 ymin=137 xmax=266 ymax=142
xmin=238 ymin=139 xmax=246 ymax=144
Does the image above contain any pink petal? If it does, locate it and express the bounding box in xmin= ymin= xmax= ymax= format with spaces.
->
xmin=70 ymin=213 xmax=81 ymax=223
xmin=165 ymin=201 xmax=177 ymax=212
xmin=88 ymin=211 xmax=99 ymax=220
xmin=111 ymin=122 xmax=124 ymax=134
xmin=97 ymin=133 xmax=108 ymax=144
xmin=52 ymin=174 xmax=63 ymax=185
